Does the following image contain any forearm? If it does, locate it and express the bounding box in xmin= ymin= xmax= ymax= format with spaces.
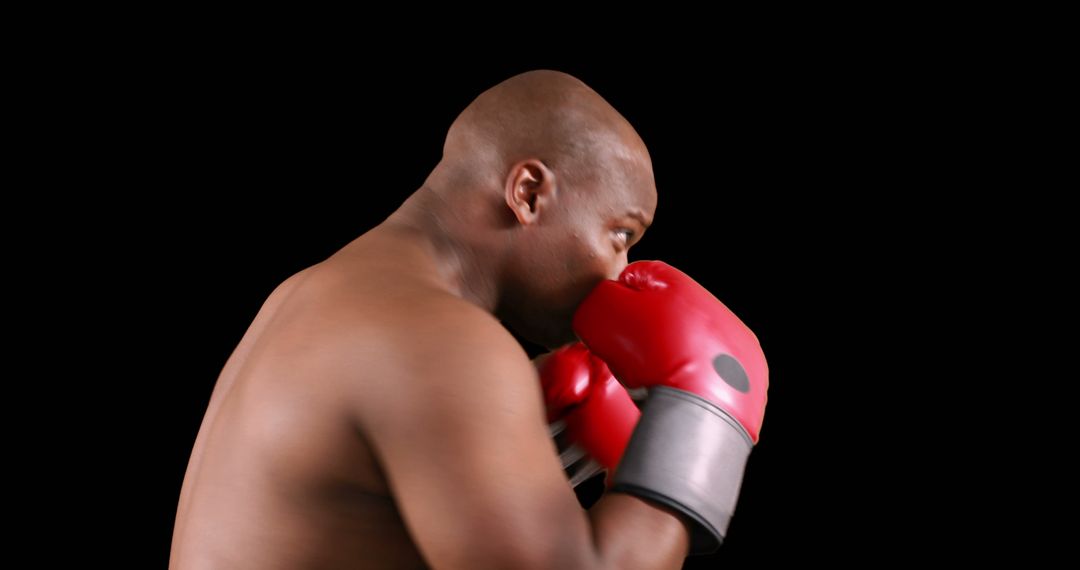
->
xmin=535 ymin=349 xmax=690 ymax=568
xmin=585 ymin=492 xmax=690 ymax=570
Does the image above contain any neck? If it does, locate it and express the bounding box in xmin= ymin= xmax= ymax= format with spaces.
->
xmin=380 ymin=186 xmax=504 ymax=314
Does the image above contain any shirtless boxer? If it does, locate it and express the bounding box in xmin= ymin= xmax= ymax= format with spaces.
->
xmin=170 ymin=69 xmax=766 ymax=569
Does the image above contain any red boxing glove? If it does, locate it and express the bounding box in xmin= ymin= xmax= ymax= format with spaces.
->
xmin=538 ymin=343 xmax=639 ymax=476
xmin=571 ymin=260 xmax=769 ymax=553
xmin=572 ymin=261 xmax=767 ymax=442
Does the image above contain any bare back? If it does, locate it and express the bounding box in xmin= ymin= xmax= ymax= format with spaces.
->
xmin=170 ymin=227 xmax=488 ymax=569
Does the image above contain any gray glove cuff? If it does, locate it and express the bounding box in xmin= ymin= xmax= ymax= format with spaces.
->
xmin=611 ymin=386 xmax=753 ymax=555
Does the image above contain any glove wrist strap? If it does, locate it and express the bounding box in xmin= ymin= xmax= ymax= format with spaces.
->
xmin=611 ymin=386 xmax=753 ymax=555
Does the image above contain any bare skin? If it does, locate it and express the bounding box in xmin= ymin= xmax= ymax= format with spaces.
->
xmin=171 ymin=70 xmax=689 ymax=569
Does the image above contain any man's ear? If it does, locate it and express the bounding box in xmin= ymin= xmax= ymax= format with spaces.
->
xmin=505 ymin=159 xmax=556 ymax=226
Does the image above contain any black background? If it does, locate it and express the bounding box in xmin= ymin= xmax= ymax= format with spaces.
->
xmin=67 ymin=52 xmax=982 ymax=567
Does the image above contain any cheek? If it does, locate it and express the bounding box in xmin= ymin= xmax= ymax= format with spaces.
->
xmin=531 ymin=229 xmax=613 ymax=306
xmin=562 ymin=234 xmax=606 ymax=277
xmin=572 ymin=229 xmax=609 ymax=261
xmin=564 ymin=238 xmax=618 ymax=298
xmin=579 ymin=232 xmax=623 ymax=278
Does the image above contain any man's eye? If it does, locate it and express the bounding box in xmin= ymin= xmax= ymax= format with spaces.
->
xmin=616 ymin=229 xmax=634 ymax=244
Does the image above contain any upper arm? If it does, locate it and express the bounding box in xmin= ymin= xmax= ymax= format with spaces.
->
xmin=359 ymin=308 xmax=595 ymax=570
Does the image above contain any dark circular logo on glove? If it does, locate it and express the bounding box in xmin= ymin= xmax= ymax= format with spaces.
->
xmin=712 ymin=354 xmax=749 ymax=393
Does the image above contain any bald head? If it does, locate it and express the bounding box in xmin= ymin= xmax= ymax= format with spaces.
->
xmin=403 ymin=70 xmax=657 ymax=349
xmin=436 ymin=70 xmax=650 ymax=193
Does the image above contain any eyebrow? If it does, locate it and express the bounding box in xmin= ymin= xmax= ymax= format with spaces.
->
xmin=626 ymin=209 xmax=652 ymax=229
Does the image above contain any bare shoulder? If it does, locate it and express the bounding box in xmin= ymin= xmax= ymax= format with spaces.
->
xmin=393 ymin=293 xmax=531 ymax=371
xmin=351 ymin=290 xmax=539 ymax=427
xmin=284 ymin=262 xmax=537 ymax=427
